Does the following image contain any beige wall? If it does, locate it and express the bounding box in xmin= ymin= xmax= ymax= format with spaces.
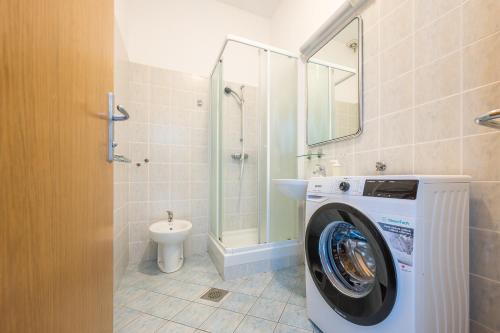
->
xmin=302 ymin=1 xmax=500 ymax=332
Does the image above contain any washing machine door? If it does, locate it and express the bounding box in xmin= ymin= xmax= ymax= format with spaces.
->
xmin=306 ymin=202 xmax=397 ymax=326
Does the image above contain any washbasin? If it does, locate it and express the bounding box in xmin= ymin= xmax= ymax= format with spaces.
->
xmin=272 ymin=179 xmax=309 ymax=200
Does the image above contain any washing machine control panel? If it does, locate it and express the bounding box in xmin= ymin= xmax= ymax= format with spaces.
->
xmin=307 ymin=177 xmax=421 ymax=199
xmin=338 ymin=181 xmax=350 ymax=192
xmin=308 ymin=177 xmax=364 ymax=195
xmin=363 ymin=179 xmax=419 ymax=200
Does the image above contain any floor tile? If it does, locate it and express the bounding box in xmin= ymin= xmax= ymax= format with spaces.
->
xmin=126 ymin=291 xmax=167 ymax=312
xmin=247 ymin=297 xmax=286 ymax=322
xmin=260 ymin=280 xmax=292 ymax=302
xmin=199 ymin=308 xmax=245 ymax=333
xmin=220 ymin=292 xmax=257 ymax=314
xmin=294 ymin=276 xmax=305 ymax=289
xmin=287 ymin=281 xmax=306 ymax=307
xmin=119 ymin=272 xmax=145 ymax=289
xmin=236 ymin=274 xmax=272 ymax=297
xmin=279 ymin=304 xmax=313 ymax=331
xmin=157 ymin=321 xmax=196 ymax=333
xmin=113 ymin=306 xmax=142 ymax=331
xmin=184 ymin=270 xmax=222 ymax=286
xmin=154 ymin=280 xmax=208 ymax=301
xmin=169 ymin=282 xmax=209 ymax=301
xmin=213 ymin=276 xmax=245 ymax=292
xmin=274 ymin=323 xmax=313 ymax=333
xmin=280 ymin=266 xmax=305 ymax=278
xmin=287 ymin=293 xmax=306 ymax=307
xmin=184 ymin=254 xmax=219 ymax=273
xmin=135 ymin=260 xmax=165 ymax=276
xmin=164 ymin=266 xmax=196 ymax=281
xmin=152 ymin=279 xmax=181 ymax=295
xmin=114 ymin=287 xmax=148 ymax=306
xmin=153 ymin=278 xmax=179 ymax=294
xmin=232 ymin=272 xmax=273 ymax=296
xmin=131 ymin=274 xmax=168 ymax=291
xmin=117 ymin=313 xmax=166 ymax=333
xmin=234 ymin=315 xmax=276 ymax=333
xmin=147 ymin=295 xmax=190 ymax=320
xmin=116 ymin=257 xmax=308 ymax=333
xmin=172 ymin=302 xmax=216 ymax=328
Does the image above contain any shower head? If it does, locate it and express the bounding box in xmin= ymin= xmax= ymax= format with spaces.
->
xmin=224 ymin=86 xmax=244 ymax=104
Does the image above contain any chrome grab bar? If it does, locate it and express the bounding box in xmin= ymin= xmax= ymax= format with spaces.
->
xmin=475 ymin=109 xmax=500 ymax=129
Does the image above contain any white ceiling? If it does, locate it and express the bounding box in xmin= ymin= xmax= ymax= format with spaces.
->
xmin=216 ymin=0 xmax=282 ymax=18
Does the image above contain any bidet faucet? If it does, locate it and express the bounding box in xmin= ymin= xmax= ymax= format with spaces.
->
xmin=166 ymin=210 xmax=173 ymax=223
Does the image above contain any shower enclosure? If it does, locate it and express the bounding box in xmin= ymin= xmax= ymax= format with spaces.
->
xmin=208 ymin=35 xmax=301 ymax=279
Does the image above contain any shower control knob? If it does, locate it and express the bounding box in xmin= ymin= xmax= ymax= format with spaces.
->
xmin=339 ymin=181 xmax=350 ymax=192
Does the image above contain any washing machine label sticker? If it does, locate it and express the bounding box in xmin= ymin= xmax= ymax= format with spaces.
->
xmin=377 ymin=216 xmax=415 ymax=272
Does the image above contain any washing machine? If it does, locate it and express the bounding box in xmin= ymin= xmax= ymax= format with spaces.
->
xmin=305 ymin=175 xmax=470 ymax=333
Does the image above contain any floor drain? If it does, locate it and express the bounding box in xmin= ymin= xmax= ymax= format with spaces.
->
xmin=200 ymin=288 xmax=229 ymax=303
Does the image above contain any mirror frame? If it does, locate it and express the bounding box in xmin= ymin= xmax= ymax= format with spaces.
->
xmin=303 ymin=16 xmax=364 ymax=146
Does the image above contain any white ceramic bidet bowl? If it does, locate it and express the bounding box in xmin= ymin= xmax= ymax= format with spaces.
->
xmin=149 ymin=219 xmax=192 ymax=273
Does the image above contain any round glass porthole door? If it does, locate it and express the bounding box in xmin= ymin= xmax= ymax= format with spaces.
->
xmin=306 ymin=203 xmax=397 ymax=326
xmin=319 ymin=221 xmax=376 ymax=298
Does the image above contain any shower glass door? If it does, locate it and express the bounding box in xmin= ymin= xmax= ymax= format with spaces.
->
xmin=209 ymin=38 xmax=299 ymax=249
xmin=219 ymin=41 xmax=262 ymax=248
xmin=268 ymin=51 xmax=298 ymax=242
xmin=209 ymin=60 xmax=222 ymax=242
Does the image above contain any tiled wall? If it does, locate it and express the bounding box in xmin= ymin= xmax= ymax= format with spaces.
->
xmin=305 ymin=0 xmax=500 ymax=332
xmin=126 ymin=63 xmax=210 ymax=263
xmin=113 ymin=25 xmax=130 ymax=289
xmin=221 ymin=83 xmax=259 ymax=232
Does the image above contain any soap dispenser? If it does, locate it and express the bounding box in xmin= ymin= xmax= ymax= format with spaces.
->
xmin=330 ymin=159 xmax=344 ymax=176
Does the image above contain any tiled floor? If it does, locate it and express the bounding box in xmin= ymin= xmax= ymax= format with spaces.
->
xmin=115 ymin=254 xmax=320 ymax=333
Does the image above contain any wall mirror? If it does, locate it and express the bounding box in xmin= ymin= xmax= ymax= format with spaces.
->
xmin=304 ymin=17 xmax=362 ymax=146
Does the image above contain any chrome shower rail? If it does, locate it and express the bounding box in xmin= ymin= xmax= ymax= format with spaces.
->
xmin=209 ymin=34 xmax=299 ymax=78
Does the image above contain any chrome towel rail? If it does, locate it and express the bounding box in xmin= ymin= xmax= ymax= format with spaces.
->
xmin=475 ymin=109 xmax=500 ymax=129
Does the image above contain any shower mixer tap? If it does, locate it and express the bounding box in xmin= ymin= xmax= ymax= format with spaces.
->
xmin=231 ymin=152 xmax=248 ymax=161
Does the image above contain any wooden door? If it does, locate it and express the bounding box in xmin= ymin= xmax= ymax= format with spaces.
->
xmin=0 ymin=1 xmax=114 ymax=332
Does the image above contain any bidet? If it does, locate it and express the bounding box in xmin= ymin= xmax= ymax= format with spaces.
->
xmin=149 ymin=215 xmax=192 ymax=273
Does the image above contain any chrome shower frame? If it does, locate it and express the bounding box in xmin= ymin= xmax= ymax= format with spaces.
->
xmin=209 ymin=35 xmax=299 ymax=246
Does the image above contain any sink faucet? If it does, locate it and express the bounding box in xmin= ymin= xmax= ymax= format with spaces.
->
xmin=312 ymin=164 xmax=326 ymax=177
xmin=166 ymin=210 xmax=173 ymax=223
